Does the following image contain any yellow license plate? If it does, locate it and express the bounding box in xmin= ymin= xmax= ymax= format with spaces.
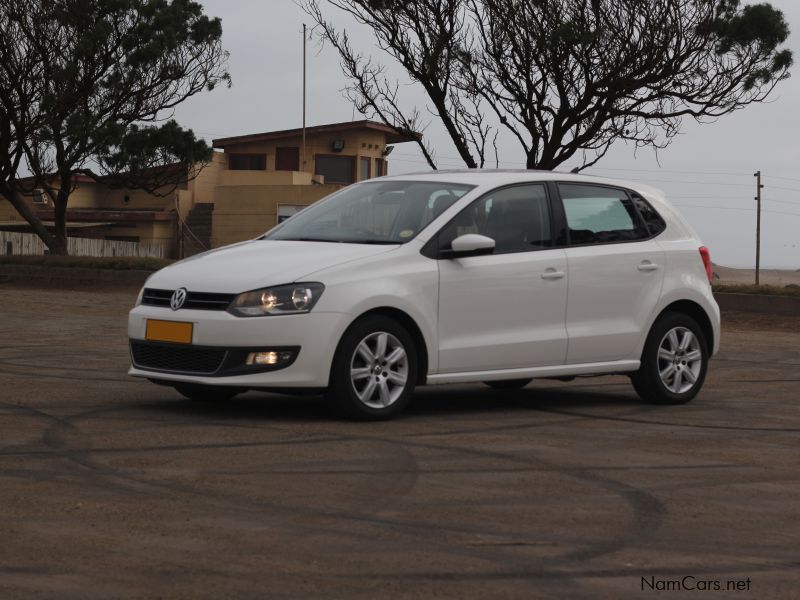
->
xmin=146 ymin=320 xmax=193 ymax=344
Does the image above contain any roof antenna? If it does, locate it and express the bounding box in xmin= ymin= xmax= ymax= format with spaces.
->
xmin=570 ymin=167 xmax=580 ymax=174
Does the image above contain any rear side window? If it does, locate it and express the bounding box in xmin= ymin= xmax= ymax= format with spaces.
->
xmin=438 ymin=184 xmax=551 ymax=254
xmin=559 ymin=184 xmax=648 ymax=245
xmin=631 ymin=194 xmax=667 ymax=236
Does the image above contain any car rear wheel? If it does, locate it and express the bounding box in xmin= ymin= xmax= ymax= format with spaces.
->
xmin=327 ymin=315 xmax=417 ymax=420
xmin=174 ymin=384 xmax=241 ymax=402
xmin=483 ymin=379 xmax=532 ymax=390
xmin=631 ymin=312 xmax=708 ymax=405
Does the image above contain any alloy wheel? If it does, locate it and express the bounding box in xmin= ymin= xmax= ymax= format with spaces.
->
xmin=657 ymin=326 xmax=703 ymax=394
xmin=349 ymin=331 xmax=409 ymax=409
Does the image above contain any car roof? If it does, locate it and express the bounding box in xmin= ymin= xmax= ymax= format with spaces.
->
xmin=379 ymin=169 xmax=666 ymax=199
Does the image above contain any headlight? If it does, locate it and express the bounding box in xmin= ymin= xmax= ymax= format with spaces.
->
xmin=227 ymin=283 xmax=325 ymax=317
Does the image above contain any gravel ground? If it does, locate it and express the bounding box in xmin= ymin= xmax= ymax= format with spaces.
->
xmin=0 ymin=285 xmax=798 ymax=599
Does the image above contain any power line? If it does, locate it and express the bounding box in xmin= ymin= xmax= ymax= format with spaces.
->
xmin=391 ymin=151 xmax=800 ymax=184
xmin=670 ymin=196 xmax=800 ymax=206
xmin=673 ymin=204 xmax=800 ymax=218
xmin=767 ymin=174 xmax=800 ymax=184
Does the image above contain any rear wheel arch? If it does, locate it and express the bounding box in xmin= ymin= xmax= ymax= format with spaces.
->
xmin=652 ymin=300 xmax=715 ymax=352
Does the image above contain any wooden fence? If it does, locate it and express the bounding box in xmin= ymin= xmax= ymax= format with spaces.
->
xmin=0 ymin=231 xmax=166 ymax=258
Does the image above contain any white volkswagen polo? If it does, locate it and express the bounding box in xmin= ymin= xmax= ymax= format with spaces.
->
xmin=129 ymin=171 xmax=720 ymax=419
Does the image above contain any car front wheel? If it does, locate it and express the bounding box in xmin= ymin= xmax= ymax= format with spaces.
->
xmin=631 ymin=312 xmax=709 ymax=405
xmin=327 ymin=316 xmax=417 ymax=420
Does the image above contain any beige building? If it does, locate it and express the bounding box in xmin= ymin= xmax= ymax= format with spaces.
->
xmin=0 ymin=160 xmax=224 ymax=256
xmin=210 ymin=120 xmax=416 ymax=247
xmin=0 ymin=120 xmax=417 ymax=257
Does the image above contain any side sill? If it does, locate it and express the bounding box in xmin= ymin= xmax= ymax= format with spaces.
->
xmin=425 ymin=360 xmax=641 ymax=385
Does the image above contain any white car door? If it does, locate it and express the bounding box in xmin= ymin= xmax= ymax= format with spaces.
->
xmin=557 ymin=183 xmax=666 ymax=364
xmin=435 ymin=183 xmax=569 ymax=373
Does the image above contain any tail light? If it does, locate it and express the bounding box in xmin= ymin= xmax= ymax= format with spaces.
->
xmin=699 ymin=246 xmax=713 ymax=285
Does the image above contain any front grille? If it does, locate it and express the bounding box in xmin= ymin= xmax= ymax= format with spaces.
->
xmin=142 ymin=288 xmax=236 ymax=311
xmin=130 ymin=340 xmax=227 ymax=375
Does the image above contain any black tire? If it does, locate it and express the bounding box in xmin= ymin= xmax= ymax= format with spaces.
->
xmin=327 ymin=315 xmax=418 ymax=420
xmin=631 ymin=311 xmax=709 ymax=405
xmin=174 ymin=384 xmax=241 ymax=402
xmin=483 ymin=379 xmax=532 ymax=390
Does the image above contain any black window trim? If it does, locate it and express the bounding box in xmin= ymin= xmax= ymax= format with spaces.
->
xmin=421 ymin=181 xmax=562 ymax=260
xmin=552 ymin=181 xmax=666 ymax=248
xmin=628 ymin=191 xmax=668 ymax=238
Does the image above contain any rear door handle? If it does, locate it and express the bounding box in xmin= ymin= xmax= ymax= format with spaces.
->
xmin=541 ymin=268 xmax=565 ymax=280
xmin=637 ymin=261 xmax=659 ymax=272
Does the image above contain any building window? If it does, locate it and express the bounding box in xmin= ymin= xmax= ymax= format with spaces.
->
xmin=359 ymin=157 xmax=371 ymax=181
xmin=275 ymin=147 xmax=300 ymax=171
xmin=315 ymin=155 xmax=356 ymax=184
xmin=375 ymin=158 xmax=386 ymax=176
xmin=228 ymin=153 xmax=266 ymax=170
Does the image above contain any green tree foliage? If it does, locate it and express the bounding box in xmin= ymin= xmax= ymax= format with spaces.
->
xmin=0 ymin=0 xmax=230 ymax=254
xmin=304 ymin=0 xmax=792 ymax=170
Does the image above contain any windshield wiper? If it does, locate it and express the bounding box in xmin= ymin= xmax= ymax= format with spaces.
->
xmin=278 ymin=237 xmax=340 ymax=243
xmin=342 ymin=239 xmax=399 ymax=245
xmin=270 ymin=237 xmax=398 ymax=245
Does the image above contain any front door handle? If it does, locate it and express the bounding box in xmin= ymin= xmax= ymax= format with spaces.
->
xmin=637 ymin=261 xmax=659 ymax=272
xmin=541 ymin=268 xmax=566 ymax=280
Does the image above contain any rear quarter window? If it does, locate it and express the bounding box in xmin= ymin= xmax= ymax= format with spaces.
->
xmin=631 ymin=194 xmax=667 ymax=236
xmin=558 ymin=184 xmax=649 ymax=245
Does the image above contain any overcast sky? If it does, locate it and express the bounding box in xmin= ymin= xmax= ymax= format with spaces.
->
xmin=174 ymin=0 xmax=800 ymax=269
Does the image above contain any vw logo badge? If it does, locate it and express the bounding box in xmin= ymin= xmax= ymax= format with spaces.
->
xmin=170 ymin=287 xmax=188 ymax=311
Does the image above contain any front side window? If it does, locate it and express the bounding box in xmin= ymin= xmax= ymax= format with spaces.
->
xmin=559 ymin=184 xmax=648 ymax=245
xmin=437 ymin=184 xmax=551 ymax=254
xmin=264 ymin=180 xmax=474 ymax=244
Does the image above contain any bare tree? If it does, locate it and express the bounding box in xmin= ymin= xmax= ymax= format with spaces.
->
xmin=302 ymin=0 xmax=494 ymax=169
xmin=304 ymin=0 xmax=792 ymax=170
xmin=0 ymin=0 xmax=230 ymax=254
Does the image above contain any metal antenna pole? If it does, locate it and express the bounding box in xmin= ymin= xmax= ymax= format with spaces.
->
xmin=754 ymin=170 xmax=764 ymax=285
xmin=302 ymin=23 xmax=307 ymax=173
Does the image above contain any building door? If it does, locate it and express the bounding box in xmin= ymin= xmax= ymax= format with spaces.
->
xmin=359 ymin=157 xmax=371 ymax=181
xmin=276 ymin=147 xmax=300 ymax=171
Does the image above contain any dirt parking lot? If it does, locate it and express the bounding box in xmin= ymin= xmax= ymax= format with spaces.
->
xmin=1 ymin=284 xmax=799 ymax=599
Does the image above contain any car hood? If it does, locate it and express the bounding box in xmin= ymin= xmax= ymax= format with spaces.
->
xmin=145 ymin=240 xmax=398 ymax=293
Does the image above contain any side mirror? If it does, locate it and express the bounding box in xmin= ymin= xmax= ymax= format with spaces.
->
xmin=441 ymin=233 xmax=495 ymax=258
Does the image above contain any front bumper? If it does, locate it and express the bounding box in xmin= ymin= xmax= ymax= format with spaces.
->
xmin=127 ymin=305 xmax=352 ymax=388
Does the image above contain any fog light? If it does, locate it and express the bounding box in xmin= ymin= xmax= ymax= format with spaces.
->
xmin=246 ymin=351 xmax=295 ymax=366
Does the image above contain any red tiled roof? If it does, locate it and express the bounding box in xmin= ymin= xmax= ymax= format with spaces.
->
xmin=212 ymin=120 xmax=421 ymax=148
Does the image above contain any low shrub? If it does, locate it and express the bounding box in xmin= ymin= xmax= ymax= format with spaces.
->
xmin=0 ymin=255 xmax=172 ymax=271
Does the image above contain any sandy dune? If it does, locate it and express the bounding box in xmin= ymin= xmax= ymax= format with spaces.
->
xmin=713 ymin=264 xmax=800 ymax=286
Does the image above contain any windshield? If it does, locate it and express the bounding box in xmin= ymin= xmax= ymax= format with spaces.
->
xmin=263 ymin=180 xmax=474 ymax=244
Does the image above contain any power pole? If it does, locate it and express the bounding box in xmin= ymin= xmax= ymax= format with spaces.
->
xmin=302 ymin=23 xmax=307 ymax=173
xmin=754 ymin=171 xmax=764 ymax=286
